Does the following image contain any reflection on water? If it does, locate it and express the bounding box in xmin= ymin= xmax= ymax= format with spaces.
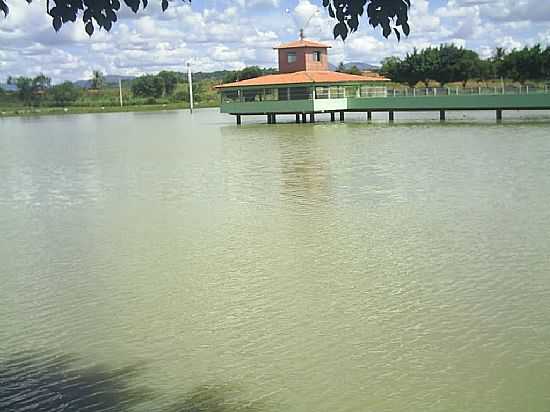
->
xmin=277 ymin=126 xmax=332 ymax=206
xmin=1 ymin=109 xmax=550 ymax=412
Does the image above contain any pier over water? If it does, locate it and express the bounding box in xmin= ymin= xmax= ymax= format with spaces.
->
xmin=215 ymin=37 xmax=550 ymax=125
xmin=220 ymin=85 xmax=550 ymax=124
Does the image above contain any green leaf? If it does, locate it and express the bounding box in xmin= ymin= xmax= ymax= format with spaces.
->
xmin=53 ymin=16 xmax=62 ymax=31
xmin=333 ymin=22 xmax=348 ymax=40
xmin=393 ymin=28 xmax=400 ymax=41
xmin=0 ymin=0 xmax=9 ymax=17
xmin=85 ymin=21 xmax=94 ymax=35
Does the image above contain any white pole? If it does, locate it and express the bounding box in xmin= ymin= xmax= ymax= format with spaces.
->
xmin=119 ymin=79 xmax=123 ymax=107
xmin=187 ymin=63 xmax=194 ymax=114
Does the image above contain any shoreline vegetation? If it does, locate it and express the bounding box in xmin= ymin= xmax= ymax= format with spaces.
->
xmin=0 ymin=101 xmax=218 ymax=118
xmin=2 ymin=79 xmax=547 ymax=119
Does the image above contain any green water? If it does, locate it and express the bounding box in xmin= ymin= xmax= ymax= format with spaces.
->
xmin=1 ymin=109 xmax=550 ymax=411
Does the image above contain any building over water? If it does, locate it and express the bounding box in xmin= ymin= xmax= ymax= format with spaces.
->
xmin=215 ymin=37 xmax=389 ymax=124
xmin=215 ymin=37 xmax=550 ymax=124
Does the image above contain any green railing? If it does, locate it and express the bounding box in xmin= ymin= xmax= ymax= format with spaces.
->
xmin=384 ymin=85 xmax=550 ymax=98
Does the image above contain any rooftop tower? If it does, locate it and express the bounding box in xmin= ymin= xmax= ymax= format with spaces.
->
xmin=273 ymin=39 xmax=331 ymax=74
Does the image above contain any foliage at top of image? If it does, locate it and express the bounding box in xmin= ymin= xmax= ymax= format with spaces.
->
xmin=0 ymin=0 xmax=410 ymax=40
xmin=324 ymin=0 xmax=410 ymax=40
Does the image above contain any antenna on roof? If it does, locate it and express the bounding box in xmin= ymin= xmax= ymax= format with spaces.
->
xmin=286 ymin=8 xmax=319 ymax=40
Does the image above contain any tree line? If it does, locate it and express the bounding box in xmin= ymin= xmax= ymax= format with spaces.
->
xmin=381 ymin=44 xmax=550 ymax=87
xmin=221 ymin=66 xmax=277 ymax=84
xmin=1 ymin=67 xmax=279 ymax=108
xmin=1 ymin=70 xmax=214 ymax=108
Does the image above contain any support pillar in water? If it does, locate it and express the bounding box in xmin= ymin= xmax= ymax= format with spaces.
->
xmin=339 ymin=111 xmax=345 ymax=122
xmin=496 ymin=109 xmax=503 ymax=122
xmin=367 ymin=111 xmax=372 ymax=121
xmin=296 ymin=114 xmax=300 ymax=123
xmin=330 ymin=112 xmax=335 ymax=122
xmin=236 ymin=115 xmax=241 ymax=125
xmin=302 ymin=113 xmax=307 ymax=123
xmin=389 ymin=111 xmax=394 ymax=122
xmin=440 ymin=110 xmax=446 ymax=121
xmin=309 ymin=113 xmax=315 ymax=123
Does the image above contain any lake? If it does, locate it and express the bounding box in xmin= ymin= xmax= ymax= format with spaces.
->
xmin=1 ymin=108 xmax=550 ymax=411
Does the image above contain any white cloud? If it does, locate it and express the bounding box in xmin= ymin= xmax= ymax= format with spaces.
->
xmin=0 ymin=0 xmax=547 ymax=82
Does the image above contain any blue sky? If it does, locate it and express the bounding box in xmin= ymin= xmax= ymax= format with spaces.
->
xmin=1 ymin=0 xmax=549 ymax=82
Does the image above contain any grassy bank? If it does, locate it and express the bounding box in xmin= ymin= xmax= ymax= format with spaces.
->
xmin=0 ymin=101 xmax=219 ymax=118
xmin=0 ymin=77 xmax=221 ymax=118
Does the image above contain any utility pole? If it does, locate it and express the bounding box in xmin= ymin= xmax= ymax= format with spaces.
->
xmin=187 ymin=63 xmax=194 ymax=114
xmin=119 ymin=79 xmax=123 ymax=107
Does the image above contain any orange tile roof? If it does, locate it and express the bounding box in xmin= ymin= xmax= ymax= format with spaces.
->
xmin=215 ymin=71 xmax=384 ymax=89
xmin=273 ymin=39 xmax=331 ymax=49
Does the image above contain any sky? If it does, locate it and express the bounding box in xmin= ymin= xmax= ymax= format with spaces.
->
xmin=1 ymin=0 xmax=550 ymax=82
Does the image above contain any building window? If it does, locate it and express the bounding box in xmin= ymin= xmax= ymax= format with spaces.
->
xmin=287 ymin=52 xmax=297 ymax=64
xmin=313 ymin=51 xmax=321 ymax=62
xmin=289 ymin=87 xmax=312 ymax=100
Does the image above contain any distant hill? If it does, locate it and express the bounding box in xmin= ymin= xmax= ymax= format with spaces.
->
xmin=74 ymin=75 xmax=136 ymax=88
xmin=329 ymin=62 xmax=380 ymax=71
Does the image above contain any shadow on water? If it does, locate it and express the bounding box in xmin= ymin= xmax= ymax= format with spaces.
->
xmin=0 ymin=351 xmax=266 ymax=412
xmin=166 ymin=385 xmax=267 ymax=412
xmin=0 ymin=351 xmax=152 ymax=412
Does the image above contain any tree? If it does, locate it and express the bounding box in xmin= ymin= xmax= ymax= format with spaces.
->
xmin=90 ymin=71 xmax=105 ymax=90
xmin=0 ymin=0 xmax=411 ymax=40
xmin=542 ymin=47 xmax=550 ymax=80
xmin=222 ymin=66 xmax=274 ymax=84
xmin=380 ymin=56 xmax=402 ymax=80
xmin=177 ymin=81 xmax=204 ymax=103
xmin=477 ymin=59 xmax=495 ymax=83
xmin=239 ymin=66 xmax=266 ymax=80
xmin=131 ymin=75 xmax=164 ymax=98
xmin=11 ymin=77 xmax=34 ymax=106
xmin=336 ymin=63 xmax=361 ymax=75
xmin=429 ymin=45 xmax=481 ymax=87
xmin=49 ymin=81 xmax=81 ymax=106
xmin=32 ymin=74 xmax=51 ymax=92
xmin=399 ymin=49 xmax=431 ymax=87
xmin=492 ymin=47 xmax=506 ymax=79
xmin=8 ymin=74 xmax=50 ymax=106
xmin=500 ymin=45 xmax=545 ymax=84
xmin=157 ymin=71 xmax=181 ymax=96
xmin=346 ymin=65 xmax=362 ymax=75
